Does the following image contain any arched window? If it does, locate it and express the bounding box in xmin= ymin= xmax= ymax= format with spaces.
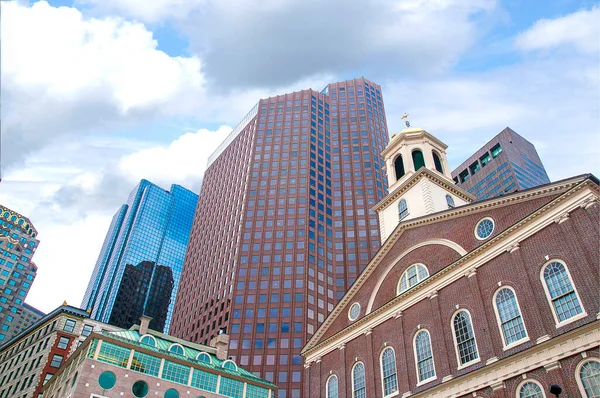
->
xmin=394 ymin=155 xmax=406 ymax=180
xmin=196 ymin=352 xmax=212 ymax=364
xmin=352 ymin=362 xmax=366 ymax=398
xmin=517 ymin=380 xmax=545 ymax=398
xmin=412 ymin=150 xmax=425 ymax=171
xmin=398 ymin=264 xmax=429 ymax=294
xmin=432 ymin=151 xmax=444 ymax=173
xmin=494 ymin=287 xmax=528 ymax=347
xmin=326 ymin=374 xmax=339 ymax=398
xmin=168 ymin=344 xmax=185 ymax=356
xmin=222 ymin=360 xmax=238 ymax=371
xmin=398 ymin=199 xmax=409 ymax=220
xmin=414 ymin=330 xmax=436 ymax=383
xmin=446 ymin=195 xmax=455 ymax=209
xmin=541 ymin=261 xmax=584 ymax=324
xmin=452 ymin=310 xmax=479 ymax=366
xmin=139 ymin=335 xmax=156 ymax=347
xmin=577 ymin=359 xmax=600 ymax=397
xmin=380 ymin=347 xmax=399 ymax=396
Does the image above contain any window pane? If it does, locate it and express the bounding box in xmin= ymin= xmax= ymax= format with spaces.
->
xmin=495 ymin=289 xmax=527 ymax=345
xmin=352 ymin=362 xmax=366 ymax=398
xmin=580 ymin=361 xmax=600 ymax=398
xmin=543 ymin=262 xmax=582 ymax=322
xmin=453 ymin=312 xmax=479 ymax=365
xmin=519 ymin=381 xmax=544 ymax=398
xmin=327 ymin=375 xmax=338 ymax=398
xmin=415 ymin=331 xmax=435 ymax=381
xmin=381 ymin=348 xmax=398 ymax=395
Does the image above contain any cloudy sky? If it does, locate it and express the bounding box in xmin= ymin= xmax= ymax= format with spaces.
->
xmin=1 ymin=0 xmax=598 ymax=314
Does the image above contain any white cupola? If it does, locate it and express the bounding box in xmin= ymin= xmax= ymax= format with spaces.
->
xmin=373 ymin=127 xmax=475 ymax=242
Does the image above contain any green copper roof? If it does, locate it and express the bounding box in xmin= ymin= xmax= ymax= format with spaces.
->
xmin=99 ymin=329 xmax=276 ymax=388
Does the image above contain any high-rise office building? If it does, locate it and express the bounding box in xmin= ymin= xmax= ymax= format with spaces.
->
xmin=451 ymin=127 xmax=550 ymax=200
xmin=10 ymin=302 xmax=45 ymax=339
xmin=81 ymin=180 xmax=198 ymax=333
xmin=0 ymin=205 xmax=39 ymax=343
xmin=170 ymin=78 xmax=390 ymax=397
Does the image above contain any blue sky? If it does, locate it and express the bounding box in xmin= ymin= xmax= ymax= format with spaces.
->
xmin=1 ymin=0 xmax=598 ymax=312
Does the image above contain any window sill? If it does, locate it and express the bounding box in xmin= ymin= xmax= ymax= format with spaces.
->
xmin=456 ymin=357 xmax=480 ymax=371
xmin=502 ymin=337 xmax=530 ymax=351
xmin=416 ymin=376 xmax=437 ymax=387
xmin=384 ymin=391 xmax=400 ymax=398
xmin=555 ymin=311 xmax=588 ymax=329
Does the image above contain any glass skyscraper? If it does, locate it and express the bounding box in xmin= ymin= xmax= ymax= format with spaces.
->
xmin=452 ymin=127 xmax=551 ymax=200
xmin=170 ymin=77 xmax=389 ymax=397
xmin=81 ymin=180 xmax=198 ymax=333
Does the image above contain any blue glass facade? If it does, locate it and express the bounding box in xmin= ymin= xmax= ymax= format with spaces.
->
xmin=81 ymin=180 xmax=198 ymax=333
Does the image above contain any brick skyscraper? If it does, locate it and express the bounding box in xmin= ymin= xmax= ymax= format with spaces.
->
xmin=170 ymin=78 xmax=389 ymax=397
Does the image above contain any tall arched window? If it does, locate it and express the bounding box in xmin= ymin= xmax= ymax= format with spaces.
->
xmin=398 ymin=264 xmax=429 ymax=294
xmin=412 ymin=150 xmax=425 ymax=171
xmin=452 ymin=310 xmax=479 ymax=366
xmin=394 ymin=155 xmax=405 ymax=180
xmin=494 ymin=287 xmax=528 ymax=347
xmin=352 ymin=362 xmax=366 ymax=398
xmin=518 ymin=380 xmax=546 ymax=398
xmin=446 ymin=195 xmax=455 ymax=209
xmin=432 ymin=151 xmax=444 ymax=173
xmin=326 ymin=375 xmax=339 ymax=398
xmin=398 ymin=199 xmax=409 ymax=220
xmin=380 ymin=348 xmax=399 ymax=397
xmin=577 ymin=359 xmax=600 ymax=397
xmin=414 ymin=330 xmax=436 ymax=383
xmin=541 ymin=261 xmax=584 ymax=324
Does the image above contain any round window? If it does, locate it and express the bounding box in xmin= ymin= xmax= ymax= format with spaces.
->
xmin=98 ymin=371 xmax=116 ymax=390
xmin=165 ymin=389 xmax=180 ymax=398
xmin=348 ymin=303 xmax=361 ymax=321
xmin=132 ymin=380 xmax=149 ymax=398
xmin=475 ymin=217 xmax=494 ymax=240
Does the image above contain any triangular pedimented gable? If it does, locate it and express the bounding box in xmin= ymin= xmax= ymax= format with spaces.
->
xmin=301 ymin=174 xmax=599 ymax=360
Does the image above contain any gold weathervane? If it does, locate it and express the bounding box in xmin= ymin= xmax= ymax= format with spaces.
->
xmin=401 ymin=113 xmax=410 ymax=128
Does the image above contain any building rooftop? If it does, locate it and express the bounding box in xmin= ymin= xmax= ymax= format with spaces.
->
xmin=0 ymin=205 xmax=38 ymax=237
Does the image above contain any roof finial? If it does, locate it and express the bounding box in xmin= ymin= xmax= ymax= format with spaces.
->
xmin=401 ymin=113 xmax=410 ymax=128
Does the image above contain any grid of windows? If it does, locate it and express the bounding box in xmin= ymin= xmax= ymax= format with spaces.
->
xmin=352 ymin=362 xmax=366 ymax=398
xmin=191 ymin=368 xmax=218 ymax=392
xmin=398 ymin=264 xmax=428 ymax=294
xmin=495 ymin=288 xmax=527 ymax=345
xmin=162 ymin=360 xmax=190 ymax=385
xmin=543 ymin=261 xmax=582 ymax=322
xmin=380 ymin=348 xmax=398 ymax=396
xmin=219 ymin=377 xmax=244 ymax=398
xmin=49 ymin=354 xmax=63 ymax=368
xmin=96 ymin=341 xmax=131 ymax=367
xmin=130 ymin=351 xmax=161 ymax=376
xmin=246 ymin=384 xmax=270 ymax=398
xmin=453 ymin=311 xmax=479 ymax=366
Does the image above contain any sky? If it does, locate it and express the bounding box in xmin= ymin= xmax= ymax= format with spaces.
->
xmin=0 ymin=0 xmax=598 ymax=314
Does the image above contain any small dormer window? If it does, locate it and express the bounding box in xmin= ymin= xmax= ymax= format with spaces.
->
xmin=168 ymin=344 xmax=185 ymax=356
xmin=222 ymin=360 xmax=238 ymax=371
xmin=139 ymin=335 xmax=156 ymax=347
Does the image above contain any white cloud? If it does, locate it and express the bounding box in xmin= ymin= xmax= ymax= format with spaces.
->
xmin=515 ymin=6 xmax=600 ymax=54
xmin=2 ymin=1 xmax=206 ymax=168
xmin=78 ymin=0 xmax=206 ymax=24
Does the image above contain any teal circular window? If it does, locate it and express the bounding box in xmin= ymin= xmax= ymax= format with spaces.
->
xmin=132 ymin=380 xmax=149 ymax=397
xmin=165 ymin=389 xmax=179 ymax=398
xmin=98 ymin=371 xmax=116 ymax=390
xmin=475 ymin=217 xmax=494 ymax=240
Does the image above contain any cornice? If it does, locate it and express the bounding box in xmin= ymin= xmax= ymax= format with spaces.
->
xmin=382 ymin=130 xmax=448 ymax=158
xmin=302 ymin=176 xmax=597 ymax=357
xmin=372 ymin=168 xmax=475 ymax=212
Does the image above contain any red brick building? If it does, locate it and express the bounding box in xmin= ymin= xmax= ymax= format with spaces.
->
xmin=302 ymin=128 xmax=600 ymax=398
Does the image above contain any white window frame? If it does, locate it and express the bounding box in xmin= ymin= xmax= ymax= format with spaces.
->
xmin=196 ymin=352 xmax=212 ymax=364
xmin=492 ymin=286 xmax=530 ymax=350
xmin=326 ymin=374 xmax=339 ymax=398
xmin=397 ymin=263 xmax=429 ymax=295
xmin=168 ymin=343 xmax=186 ymax=356
xmin=379 ymin=347 xmax=399 ymax=398
xmin=139 ymin=334 xmax=157 ymax=347
xmin=221 ymin=359 xmax=238 ymax=371
xmin=348 ymin=302 xmax=361 ymax=321
xmin=351 ymin=361 xmax=366 ymax=398
xmin=451 ymin=309 xmax=481 ymax=370
xmin=474 ymin=217 xmax=495 ymax=241
xmin=516 ymin=379 xmax=546 ymax=398
xmin=413 ymin=329 xmax=437 ymax=386
xmin=539 ymin=259 xmax=587 ymax=328
xmin=575 ymin=358 xmax=600 ymax=398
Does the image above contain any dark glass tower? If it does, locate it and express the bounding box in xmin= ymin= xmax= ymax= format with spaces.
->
xmin=451 ymin=127 xmax=551 ymax=200
xmin=170 ymin=78 xmax=389 ymax=397
xmin=81 ymin=180 xmax=198 ymax=333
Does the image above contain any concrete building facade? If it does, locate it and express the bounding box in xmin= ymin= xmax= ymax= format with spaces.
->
xmin=302 ymin=128 xmax=600 ymax=398
xmin=170 ymin=78 xmax=390 ymax=397
xmin=452 ymin=127 xmax=551 ymax=200
xmin=81 ymin=180 xmax=198 ymax=333
xmin=0 ymin=305 xmax=119 ymax=398
xmin=0 ymin=205 xmax=39 ymax=343
xmin=10 ymin=303 xmax=45 ymax=340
